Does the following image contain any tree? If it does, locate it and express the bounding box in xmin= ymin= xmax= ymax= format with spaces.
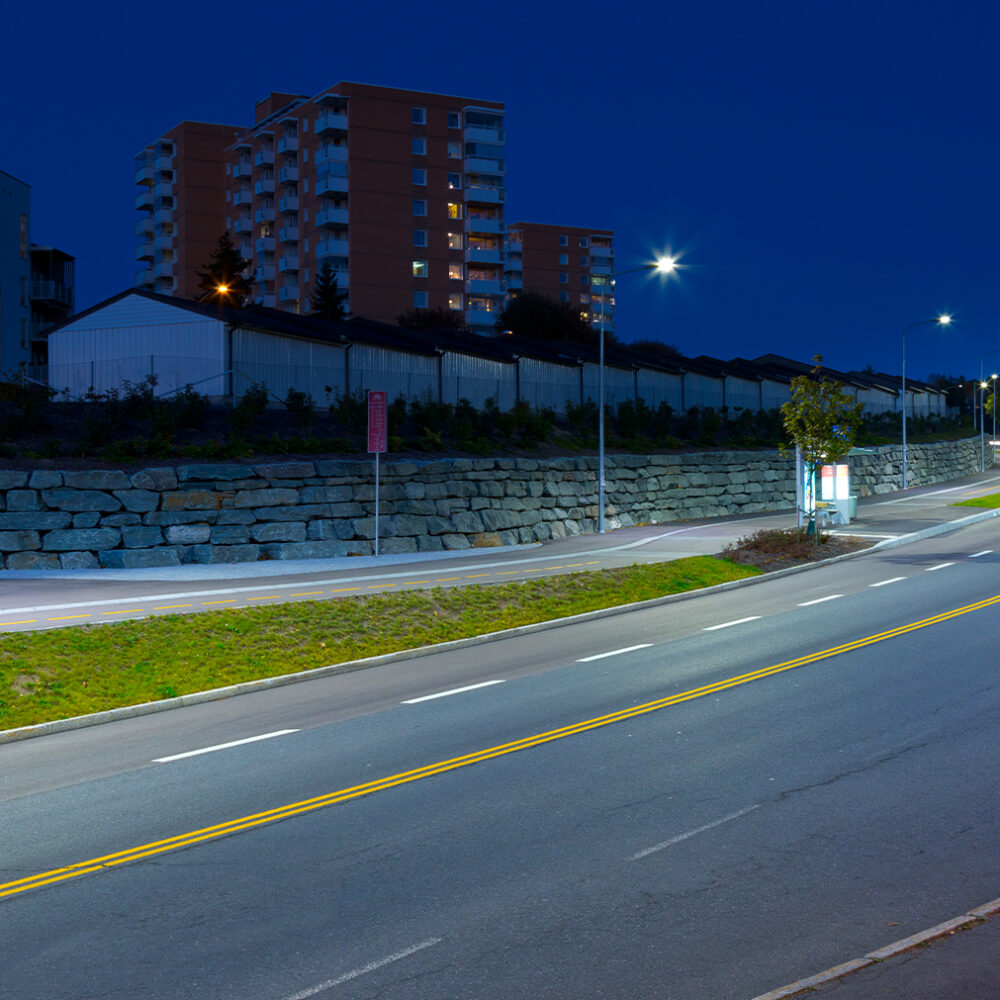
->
xmin=494 ymin=290 xmax=602 ymax=346
xmin=397 ymin=306 xmax=468 ymax=333
xmin=196 ymin=232 xmax=252 ymax=306
xmin=627 ymin=338 xmax=682 ymax=359
xmin=310 ymin=259 xmax=350 ymax=322
xmin=781 ymin=355 xmax=863 ymax=538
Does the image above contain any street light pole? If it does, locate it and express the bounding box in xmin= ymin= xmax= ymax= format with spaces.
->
xmin=901 ymin=315 xmax=951 ymax=490
xmin=597 ymin=257 xmax=676 ymax=533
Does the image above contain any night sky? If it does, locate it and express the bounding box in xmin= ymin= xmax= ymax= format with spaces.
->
xmin=6 ymin=0 xmax=998 ymax=383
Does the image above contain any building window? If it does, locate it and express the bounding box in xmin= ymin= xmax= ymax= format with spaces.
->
xmin=560 ymin=291 xmax=569 ymax=303
xmin=559 ymin=273 xmax=569 ymax=284
xmin=413 ymin=230 xmax=427 ymax=247
xmin=580 ymin=256 xmax=589 ymax=266
xmin=448 ymin=262 xmax=463 ymax=280
xmin=449 ymin=293 xmax=463 ymax=310
xmin=447 ymin=202 xmax=463 ymax=220
xmin=579 ymin=237 xmax=589 ymax=248
xmin=448 ymin=232 xmax=463 ymax=250
xmin=580 ymin=293 xmax=591 ymax=304
xmin=558 ymin=234 xmax=568 ymax=247
xmin=580 ymin=311 xmax=591 ymax=323
xmin=413 ymin=290 xmax=428 ymax=308
xmin=448 ymin=142 xmax=462 ymax=159
xmin=448 ymin=172 xmax=462 ymax=190
xmin=559 ymin=254 xmax=568 ymax=265
xmin=447 ymin=111 xmax=460 ymax=128
xmin=413 ymin=199 xmax=427 ymax=216
xmin=580 ymin=274 xmax=589 ymax=285
xmin=412 ymin=136 xmax=426 ymax=155
xmin=412 ymin=168 xmax=427 ymax=185
xmin=412 ymin=260 xmax=428 ymax=278
xmin=412 ymin=106 xmax=426 ymax=124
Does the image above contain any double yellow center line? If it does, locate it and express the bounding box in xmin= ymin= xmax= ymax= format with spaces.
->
xmin=5 ymin=591 xmax=998 ymax=901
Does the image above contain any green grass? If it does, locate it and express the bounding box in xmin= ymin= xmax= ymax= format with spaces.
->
xmin=0 ymin=556 xmax=759 ymax=732
xmin=952 ymin=492 xmax=1000 ymax=508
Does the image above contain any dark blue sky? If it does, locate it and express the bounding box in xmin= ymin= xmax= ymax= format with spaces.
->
xmin=6 ymin=0 xmax=998 ymax=382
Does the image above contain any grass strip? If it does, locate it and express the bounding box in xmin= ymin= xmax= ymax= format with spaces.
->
xmin=953 ymin=492 xmax=1000 ymax=508
xmin=0 ymin=556 xmax=758 ymax=731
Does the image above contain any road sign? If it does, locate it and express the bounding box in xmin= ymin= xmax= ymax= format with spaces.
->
xmin=368 ymin=391 xmax=387 ymax=453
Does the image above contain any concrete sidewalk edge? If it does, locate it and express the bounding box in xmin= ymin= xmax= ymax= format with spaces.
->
xmin=3 ymin=507 xmax=998 ymax=747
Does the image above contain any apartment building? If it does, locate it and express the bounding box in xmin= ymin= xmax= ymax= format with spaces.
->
xmin=220 ymin=83 xmax=506 ymax=334
xmin=134 ymin=121 xmax=244 ymax=299
xmin=0 ymin=169 xmax=75 ymax=375
xmin=504 ymin=222 xmax=615 ymax=332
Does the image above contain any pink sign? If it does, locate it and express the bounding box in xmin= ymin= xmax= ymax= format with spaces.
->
xmin=367 ymin=390 xmax=387 ymax=453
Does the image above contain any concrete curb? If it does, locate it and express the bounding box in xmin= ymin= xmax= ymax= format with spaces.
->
xmin=3 ymin=507 xmax=997 ymax=747
xmin=748 ymin=897 xmax=1000 ymax=999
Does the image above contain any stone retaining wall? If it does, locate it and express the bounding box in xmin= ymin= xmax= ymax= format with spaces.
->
xmin=0 ymin=437 xmax=982 ymax=570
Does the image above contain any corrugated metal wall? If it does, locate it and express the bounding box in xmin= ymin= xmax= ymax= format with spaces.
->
xmin=232 ymin=329 xmax=348 ymax=403
xmin=636 ymin=370 xmax=683 ymax=409
xmin=440 ymin=351 xmax=516 ymax=408
xmin=581 ymin=362 xmax=636 ymax=408
xmin=724 ymin=376 xmax=761 ymax=411
xmin=518 ymin=357 xmax=581 ymax=410
xmin=348 ymin=343 xmax=438 ymax=404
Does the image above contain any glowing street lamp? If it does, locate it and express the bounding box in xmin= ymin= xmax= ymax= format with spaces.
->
xmin=597 ymin=256 xmax=677 ymax=533
xmin=901 ymin=314 xmax=951 ymax=489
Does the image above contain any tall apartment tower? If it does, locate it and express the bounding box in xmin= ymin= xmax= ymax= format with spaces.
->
xmin=504 ymin=222 xmax=615 ymax=332
xmin=222 ymin=83 xmax=506 ymax=334
xmin=134 ymin=121 xmax=244 ymax=298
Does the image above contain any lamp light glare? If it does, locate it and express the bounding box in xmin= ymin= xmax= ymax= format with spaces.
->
xmin=938 ymin=314 xmax=952 ymax=325
xmin=655 ymin=256 xmax=677 ymax=274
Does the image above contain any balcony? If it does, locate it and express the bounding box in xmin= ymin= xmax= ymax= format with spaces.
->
xmin=465 ymin=278 xmax=503 ymax=296
xmin=155 ymin=232 xmax=173 ymax=250
xmin=278 ymin=284 xmax=300 ymax=303
xmin=135 ymin=267 xmax=154 ymax=288
xmin=315 ymin=110 xmax=348 ymax=134
xmin=254 ymin=148 xmax=275 ymax=166
xmin=279 ymin=226 xmax=300 ymax=244
xmin=464 ymin=125 xmax=504 ymax=144
xmin=464 ymin=157 xmax=505 ymax=174
xmin=278 ymin=165 xmax=299 ymax=183
xmin=256 ymin=265 xmax=276 ymax=282
xmin=315 ymin=207 xmax=349 ymax=228
xmin=506 ymin=274 xmax=522 ymax=290
xmin=255 ymin=206 xmax=276 ymax=223
xmin=278 ymin=195 xmax=299 ymax=213
xmin=278 ymin=255 xmax=299 ymax=273
xmin=232 ymin=215 xmax=252 ymax=234
xmin=316 ymin=174 xmax=349 ymax=197
xmin=233 ymin=158 xmax=253 ymax=179
xmin=465 ymin=215 xmax=503 ymax=235
xmin=255 ymin=178 xmax=275 ymax=195
xmin=464 ymin=307 xmax=499 ymax=329
xmin=315 ymin=144 xmax=348 ymax=167
xmin=277 ymin=135 xmax=298 ymax=154
xmin=316 ymin=237 xmax=349 ymax=257
xmin=29 ymin=280 xmax=74 ymax=305
xmin=134 ymin=161 xmax=154 ymax=184
xmin=590 ymin=262 xmax=613 ymax=276
xmin=256 ymin=236 xmax=275 ymax=253
xmin=135 ymin=242 xmax=154 ymax=261
xmin=135 ymin=217 xmax=153 ymax=237
xmin=134 ymin=188 xmax=154 ymax=211
xmin=154 ymin=181 xmax=173 ymax=199
xmin=465 ymin=246 xmax=503 ymax=264
xmin=153 ymin=208 xmax=173 ymax=225
xmin=154 ymin=154 xmax=173 ymax=172
xmin=233 ymin=189 xmax=253 ymax=206
xmin=466 ymin=185 xmax=505 ymax=205
xmin=153 ymin=260 xmax=173 ymax=278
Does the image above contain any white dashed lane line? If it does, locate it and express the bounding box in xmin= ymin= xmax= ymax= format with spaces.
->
xmin=703 ymin=616 xmax=762 ymax=631
xmin=577 ymin=644 xmax=653 ymax=663
xmin=153 ymin=729 xmax=300 ymax=764
xmin=798 ymin=594 xmax=843 ymax=607
xmin=402 ymin=680 xmax=505 ymax=704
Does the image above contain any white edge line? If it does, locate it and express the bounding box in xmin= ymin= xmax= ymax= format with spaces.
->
xmin=869 ymin=576 xmax=907 ymax=588
xmin=282 ymin=937 xmax=443 ymax=1000
xmin=970 ymin=550 xmax=992 ymax=558
xmin=153 ymin=729 xmax=300 ymax=763
xmin=402 ymin=680 xmax=505 ymax=704
xmin=797 ymin=594 xmax=843 ymax=607
xmin=925 ymin=562 xmax=956 ymax=572
xmin=631 ymin=805 xmax=760 ymax=860
xmin=577 ymin=643 xmax=653 ymax=662
xmin=703 ymin=616 xmax=761 ymax=631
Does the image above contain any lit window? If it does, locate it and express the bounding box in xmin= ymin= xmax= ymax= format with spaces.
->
xmin=413 ymin=290 xmax=428 ymax=308
xmin=559 ymin=254 xmax=568 ymax=265
xmin=412 ymin=168 xmax=426 ymax=185
xmin=558 ymin=235 xmax=568 ymax=247
xmin=448 ymin=262 xmax=463 ymax=280
xmin=448 ymin=172 xmax=462 ymax=190
xmin=447 ymin=202 xmax=463 ymax=220
xmin=447 ymin=111 xmax=460 ymax=128
xmin=448 ymin=232 xmax=463 ymax=250
xmin=559 ymin=273 xmax=569 ymax=284
xmin=412 ymin=136 xmax=426 ymax=155
xmin=412 ymin=260 xmax=428 ymax=278
xmin=413 ymin=199 xmax=427 ymax=216
xmin=413 ymin=230 xmax=427 ymax=247
xmin=448 ymin=142 xmax=462 ymax=159
xmin=411 ymin=106 xmax=426 ymax=124
xmin=580 ymin=293 xmax=591 ymax=304
xmin=449 ymin=293 xmax=463 ymax=310
xmin=579 ymin=237 xmax=589 ymax=248
xmin=580 ymin=311 xmax=590 ymax=323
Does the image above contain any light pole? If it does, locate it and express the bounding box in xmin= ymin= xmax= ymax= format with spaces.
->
xmin=977 ymin=351 xmax=1000 ymax=471
xmin=597 ymin=256 xmax=676 ymax=533
xmin=901 ymin=315 xmax=951 ymax=489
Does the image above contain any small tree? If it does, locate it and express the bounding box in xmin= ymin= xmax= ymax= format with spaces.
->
xmin=196 ymin=232 xmax=252 ymax=305
xmin=310 ymin=259 xmax=349 ymax=321
xmin=397 ymin=306 xmax=468 ymax=333
xmin=495 ymin=290 xmax=601 ymax=346
xmin=781 ymin=355 xmax=863 ymax=538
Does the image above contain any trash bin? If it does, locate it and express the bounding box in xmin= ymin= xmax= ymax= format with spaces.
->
xmin=849 ymin=495 xmax=858 ymax=519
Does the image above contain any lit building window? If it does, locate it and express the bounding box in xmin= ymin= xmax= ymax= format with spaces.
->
xmin=448 ymin=172 xmax=462 ymax=190
xmin=448 ymin=262 xmax=463 ymax=280
xmin=447 ymin=203 xmax=463 ymax=220
xmin=448 ymin=142 xmax=461 ymax=159
xmin=448 ymin=232 xmax=463 ymax=250
xmin=449 ymin=293 xmax=463 ymax=310
xmin=412 ymin=260 xmax=428 ymax=278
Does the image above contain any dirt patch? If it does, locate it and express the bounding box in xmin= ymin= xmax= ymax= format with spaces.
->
xmin=719 ymin=528 xmax=875 ymax=573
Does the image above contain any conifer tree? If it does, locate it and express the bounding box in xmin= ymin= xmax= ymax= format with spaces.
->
xmin=310 ymin=260 xmax=349 ymax=321
xmin=196 ymin=232 xmax=252 ymax=306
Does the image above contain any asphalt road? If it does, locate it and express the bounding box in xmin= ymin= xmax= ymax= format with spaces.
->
xmin=3 ymin=513 xmax=1000 ymax=998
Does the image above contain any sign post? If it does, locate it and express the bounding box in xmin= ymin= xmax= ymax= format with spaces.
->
xmin=367 ymin=391 xmax=387 ymax=556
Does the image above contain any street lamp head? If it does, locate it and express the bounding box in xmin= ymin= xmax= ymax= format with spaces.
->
xmin=654 ymin=256 xmax=677 ymax=274
xmin=217 ymin=284 xmax=229 ymax=295
xmin=937 ymin=314 xmax=952 ymax=326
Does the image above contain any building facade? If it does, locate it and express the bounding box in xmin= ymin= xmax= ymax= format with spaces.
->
xmin=134 ymin=120 xmax=244 ymax=299
xmin=504 ymin=222 xmax=615 ymax=332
